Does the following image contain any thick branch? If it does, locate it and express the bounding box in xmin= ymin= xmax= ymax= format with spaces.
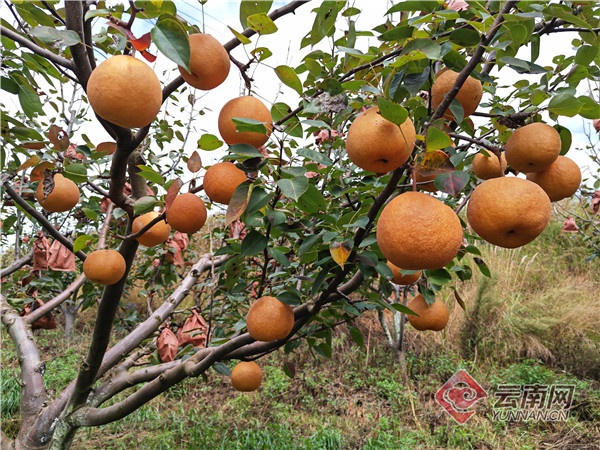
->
xmin=92 ymin=359 xmax=181 ymax=406
xmin=430 ymin=1 xmax=517 ymax=124
xmin=97 ymin=254 xmax=230 ymax=377
xmin=0 ymin=294 xmax=46 ymax=445
xmin=0 ymin=250 xmax=33 ymax=278
xmin=108 ymin=139 xmax=136 ymax=215
xmin=0 ymin=25 xmax=75 ymax=70
xmin=64 ymin=0 xmax=93 ymax=88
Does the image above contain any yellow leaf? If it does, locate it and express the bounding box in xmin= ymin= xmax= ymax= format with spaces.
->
xmin=330 ymin=242 xmax=351 ymax=269
xmin=30 ymin=161 xmax=55 ymax=181
xmin=16 ymin=155 xmax=41 ymax=172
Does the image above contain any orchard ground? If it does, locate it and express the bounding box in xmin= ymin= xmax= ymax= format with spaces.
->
xmin=2 ymin=213 xmax=599 ymax=450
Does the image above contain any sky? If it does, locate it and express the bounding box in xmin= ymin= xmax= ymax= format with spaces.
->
xmin=3 ymin=1 xmax=598 ymax=181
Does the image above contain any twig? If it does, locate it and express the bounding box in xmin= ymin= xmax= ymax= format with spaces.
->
xmin=117 ymin=211 xmax=167 ymax=241
xmin=230 ymin=54 xmax=254 ymax=91
xmin=449 ymin=132 xmax=503 ymax=156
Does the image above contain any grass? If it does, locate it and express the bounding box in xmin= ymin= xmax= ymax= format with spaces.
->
xmin=2 ymin=218 xmax=600 ymax=449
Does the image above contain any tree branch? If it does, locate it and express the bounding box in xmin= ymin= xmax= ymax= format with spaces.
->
xmin=0 ymin=25 xmax=75 ymax=71
xmin=65 ymin=237 xmax=139 ymax=411
xmin=92 ymin=359 xmax=181 ymax=407
xmin=0 ymin=250 xmax=33 ymax=278
xmin=2 ymin=182 xmax=87 ymax=261
xmin=448 ymin=132 xmax=503 ymax=156
xmin=108 ymin=139 xmax=136 ymax=215
xmin=24 ymin=274 xmax=87 ymax=325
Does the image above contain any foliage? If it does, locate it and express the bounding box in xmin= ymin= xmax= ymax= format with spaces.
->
xmin=0 ymin=1 xmax=599 ymax=449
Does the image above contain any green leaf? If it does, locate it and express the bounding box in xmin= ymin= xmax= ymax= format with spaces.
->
xmin=464 ymin=244 xmax=481 ymax=256
xmin=227 ymin=26 xmax=252 ymax=45
xmin=212 ymin=362 xmax=231 ymax=376
xmin=63 ymin=163 xmax=87 ymax=183
xmin=425 ymin=268 xmax=452 ymax=285
xmin=377 ymin=97 xmax=408 ymax=126
xmin=277 ymin=176 xmax=309 ymax=201
xmin=473 ymin=257 xmax=491 ymax=277
xmin=544 ymin=4 xmax=592 ymax=31
xmin=246 ymin=13 xmax=277 ymax=35
xmin=268 ymin=246 xmax=290 ymax=268
xmin=387 ymin=1 xmax=436 ymax=13
xmin=342 ymin=6 xmax=361 ymax=17
xmin=554 ymin=125 xmax=572 ymax=156
xmin=297 ymin=183 xmax=327 ymax=214
xmin=426 ymin=127 xmax=453 ymax=152
xmin=575 ymin=45 xmax=598 ymax=66
xmin=379 ymin=25 xmax=413 ymax=42
xmin=134 ymin=1 xmax=177 ymax=18
xmin=151 ymin=14 xmax=190 ymax=72
xmin=240 ymin=0 xmax=273 ymax=29
xmin=1 ymin=76 xmax=19 ymax=94
xmin=318 ymin=78 xmax=344 ymax=96
xmin=241 ymin=229 xmax=268 ymax=256
xmin=271 ymin=102 xmax=303 ymax=138
xmin=316 ymin=342 xmax=332 ymax=358
xmin=133 ymin=196 xmax=158 ymax=215
xmin=449 ymin=28 xmax=480 ymax=47
xmin=349 ymin=326 xmax=364 ymax=347
xmin=297 ymin=147 xmax=334 ymax=166
xmin=402 ymin=38 xmax=441 ymax=60
xmin=84 ymin=8 xmax=111 ymax=21
xmin=137 ymin=165 xmax=165 ymax=186
xmin=73 ymin=234 xmax=95 ymax=253
xmin=250 ymin=47 xmax=272 ymax=62
xmin=531 ymin=34 xmax=540 ymax=63
xmin=448 ymin=99 xmax=464 ymax=124
xmin=498 ymin=56 xmax=530 ymax=73
xmin=197 ymin=133 xmax=223 ymax=151
xmin=18 ymin=84 xmax=43 ymax=118
xmin=309 ymin=1 xmax=338 ymax=46
xmin=30 ymin=26 xmax=81 ymax=48
xmin=232 ymin=117 xmax=268 ymax=134
xmin=578 ymin=96 xmax=600 ymax=120
xmin=402 ymin=67 xmax=431 ymax=98
xmin=229 ymin=144 xmax=264 ymax=158
xmin=245 ymin=187 xmax=272 ymax=215
xmin=548 ymin=93 xmax=582 ymax=117
xmin=275 ymin=65 xmax=303 ymax=95
xmin=434 ymin=171 xmax=469 ymax=197
xmin=82 ymin=208 xmax=98 ymax=221
xmin=390 ymin=303 xmax=418 ymax=315
xmin=442 ymin=49 xmax=467 ymax=72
